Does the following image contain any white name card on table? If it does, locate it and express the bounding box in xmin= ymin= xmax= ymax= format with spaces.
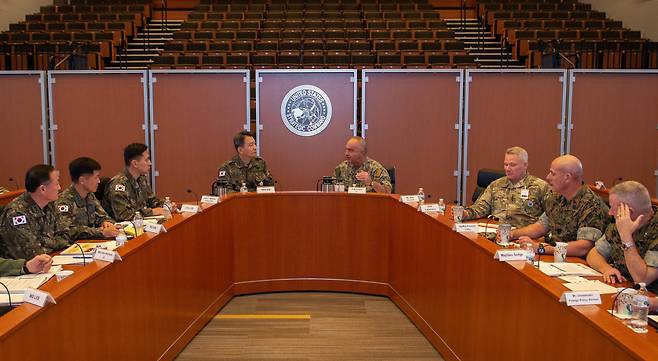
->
xmin=347 ymin=187 xmax=367 ymax=194
xmin=200 ymin=195 xmax=219 ymax=204
xmin=400 ymin=195 xmax=420 ymax=204
xmin=94 ymin=248 xmax=122 ymax=263
xmin=144 ymin=223 xmax=166 ymax=234
xmin=494 ymin=249 xmax=528 ymax=261
xmin=560 ymin=291 xmax=602 ymax=307
xmin=454 ymin=223 xmax=479 ymax=233
xmin=420 ymin=204 xmax=440 ymax=213
xmin=257 ymin=186 xmax=275 ymax=194
xmin=23 ymin=288 xmax=55 ymax=307
xmin=180 ymin=204 xmax=200 ymax=214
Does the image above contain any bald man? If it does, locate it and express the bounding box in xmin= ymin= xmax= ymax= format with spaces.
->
xmin=333 ymin=136 xmax=391 ymax=193
xmin=509 ymin=155 xmax=609 ymax=257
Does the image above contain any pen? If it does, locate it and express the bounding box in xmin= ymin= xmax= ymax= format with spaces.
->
xmin=551 ymin=264 xmax=567 ymax=273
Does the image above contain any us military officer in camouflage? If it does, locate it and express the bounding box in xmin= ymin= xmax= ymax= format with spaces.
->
xmin=510 ymin=155 xmax=609 ymax=257
xmin=218 ymin=131 xmax=274 ymax=193
xmin=333 ymin=136 xmax=391 ymax=194
xmin=0 ymin=165 xmax=71 ymax=259
xmin=463 ymin=146 xmax=549 ymax=228
xmin=587 ymin=181 xmax=658 ymax=292
xmin=103 ymin=143 xmax=168 ymax=221
xmin=56 ymin=157 xmax=119 ymax=240
xmin=0 ymin=254 xmax=52 ymax=277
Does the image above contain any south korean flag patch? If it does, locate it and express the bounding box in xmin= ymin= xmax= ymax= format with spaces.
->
xmin=12 ymin=215 xmax=27 ymax=226
xmin=115 ymin=184 xmax=126 ymax=192
xmin=219 ymin=170 xmax=226 ymax=177
xmin=58 ymin=205 xmax=70 ymax=213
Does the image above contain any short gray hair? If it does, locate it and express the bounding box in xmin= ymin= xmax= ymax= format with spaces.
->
xmin=348 ymin=136 xmax=367 ymax=154
xmin=610 ymin=181 xmax=652 ymax=214
xmin=505 ymin=146 xmax=528 ymax=163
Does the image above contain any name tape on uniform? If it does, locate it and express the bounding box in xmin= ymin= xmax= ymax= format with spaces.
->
xmin=256 ymin=186 xmax=275 ymax=194
xmin=144 ymin=223 xmax=166 ymax=234
xmin=180 ymin=204 xmax=200 ymax=214
xmin=24 ymin=288 xmax=56 ymax=307
xmin=200 ymin=195 xmax=219 ymax=204
xmin=560 ymin=291 xmax=602 ymax=307
xmin=494 ymin=250 xmax=528 ymax=262
xmin=347 ymin=187 xmax=367 ymax=194
xmin=94 ymin=248 xmax=122 ymax=263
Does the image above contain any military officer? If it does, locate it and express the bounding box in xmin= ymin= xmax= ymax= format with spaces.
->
xmin=218 ymin=130 xmax=274 ymax=193
xmin=56 ymin=157 xmax=119 ymax=240
xmin=333 ymin=136 xmax=391 ymax=194
xmin=0 ymin=165 xmax=71 ymax=259
xmin=463 ymin=146 xmax=549 ymax=228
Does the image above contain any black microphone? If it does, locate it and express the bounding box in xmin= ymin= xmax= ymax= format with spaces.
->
xmin=73 ymin=243 xmax=86 ymax=266
xmin=187 ymin=189 xmax=200 ymax=208
xmin=484 ymin=215 xmax=499 ymax=240
xmin=8 ymin=178 xmax=19 ymax=190
xmin=0 ymin=281 xmax=12 ymax=308
xmin=611 ymin=283 xmax=642 ymax=317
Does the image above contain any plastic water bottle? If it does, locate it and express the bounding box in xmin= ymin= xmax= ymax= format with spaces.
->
xmin=163 ymin=196 xmax=173 ymax=220
xmin=132 ymin=211 xmax=144 ymax=235
xmin=240 ymin=182 xmax=248 ymax=194
xmin=115 ymin=229 xmax=127 ymax=247
xmin=417 ymin=188 xmax=425 ymax=210
xmin=524 ymin=243 xmax=535 ymax=265
xmin=438 ymin=198 xmax=446 ymax=215
xmin=630 ymin=283 xmax=649 ymax=333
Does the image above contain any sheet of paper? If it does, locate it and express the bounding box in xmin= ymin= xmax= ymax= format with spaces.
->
xmin=538 ymin=262 xmax=601 ymax=277
xmin=562 ymin=280 xmax=618 ymax=294
xmin=558 ymin=275 xmax=589 ymax=283
xmin=52 ymin=255 xmax=94 ymax=266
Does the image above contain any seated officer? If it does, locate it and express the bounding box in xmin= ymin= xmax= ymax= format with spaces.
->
xmin=587 ymin=181 xmax=658 ymax=293
xmin=509 ymin=155 xmax=609 ymax=257
xmin=218 ymin=130 xmax=274 ymax=193
xmin=56 ymin=157 xmax=119 ymax=240
xmin=103 ymin=143 xmax=168 ymax=222
xmin=463 ymin=146 xmax=549 ymax=228
xmin=0 ymin=165 xmax=71 ymax=259
xmin=333 ymin=136 xmax=391 ymax=193
xmin=0 ymin=254 xmax=52 ymax=277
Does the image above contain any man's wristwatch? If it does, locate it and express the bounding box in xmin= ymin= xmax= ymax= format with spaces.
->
xmin=21 ymin=262 xmax=29 ymax=275
xmin=622 ymin=241 xmax=636 ymax=251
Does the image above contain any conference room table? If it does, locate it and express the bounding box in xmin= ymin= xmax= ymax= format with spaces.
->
xmin=0 ymin=191 xmax=657 ymax=360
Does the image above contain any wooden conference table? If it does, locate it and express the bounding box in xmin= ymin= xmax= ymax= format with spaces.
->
xmin=0 ymin=192 xmax=657 ymax=360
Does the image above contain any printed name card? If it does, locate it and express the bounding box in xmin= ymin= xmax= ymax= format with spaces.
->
xmin=144 ymin=223 xmax=166 ymax=234
xmin=560 ymin=291 xmax=602 ymax=307
xmin=200 ymin=195 xmax=219 ymax=204
xmin=454 ymin=223 xmax=479 ymax=233
xmin=400 ymin=195 xmax=420 ymax=204
xmin=420 ymin=204 xmax=440 ymax=213
xmin=257 ymin=186 xmax=276 ymax=194
xmin=94 ymin=248 xmax=122 ymax=263
xmin=494 ymin=250 xmax=528 ymax=261
xmin=23 ymin=288 xmax=56 ymax=307
xmin=180 ymin=204 xmax=200 ymax=214
xmin=347 ymin=187 xmax=367 ymax=194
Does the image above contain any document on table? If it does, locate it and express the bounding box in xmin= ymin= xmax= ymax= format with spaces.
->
xmin=538 ymin=262 xmax=601 ymax=277
xmin=477 ymin=223 xmax=499 ymax=234
xmin=52 ymin=255 xmax=94 ymax=266
xmin=562 ymin=280 xmax=618 ymax=294
xmin=59 ymin=241 xmax=118 ymax=256
xmin=0 ymin=266 xmax=62 ymax=306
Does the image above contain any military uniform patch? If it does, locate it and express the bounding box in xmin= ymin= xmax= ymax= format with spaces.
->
xmin=115 ymin=184 xmax=126 ymax=192
xmin=58 ymin=205 xmax=69 ymax=212
xmin=12 ymin=215 xmax=27 ymax=226
xmin=219 ymin=170 xmax=226 ymax=177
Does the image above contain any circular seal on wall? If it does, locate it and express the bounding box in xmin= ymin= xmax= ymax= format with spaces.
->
xmin=280 ymin=85 xmax=332 ymax=137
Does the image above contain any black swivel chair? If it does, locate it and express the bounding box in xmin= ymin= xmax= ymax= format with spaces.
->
xmin=472 ymin=168 xmax=506 ymax=203
xmin=95 ymin=177 xmax=111 ymax=203
xmin=385 ymin=165 xmax=396 ymax=194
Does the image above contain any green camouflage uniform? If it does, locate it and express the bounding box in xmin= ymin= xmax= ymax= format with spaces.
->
xmin=539 ymin=185 xmax=609 ymax=245
xmin=0 ymin=192 xmax=71 ymax=259
xmin=464 ymin=174 xmax=549 ymax=228
xmin=218 ymin=155 xmax=274 ymax=193
xmin=0 ymin=187 xmax=9 ymax=194
xmin=103 ymin=169 xmax=164 ymax=221
xmin=333 ymin=158 xmax=391 ymax=193
xmin=56 ymin=185 xmax=115 ymax=240
xmin=595 ymin=205 xmax=658 ymax=293
xmin=0 ymin=258 xmax=26 ymax=277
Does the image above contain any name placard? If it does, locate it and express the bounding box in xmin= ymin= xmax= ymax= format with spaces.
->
xmin=255 ymin=186 xmax=275 ymax=194
xmin=94 ymin=248 xmax=122 ymax=263
xmin=348 ymin=187 xmax=367 ymax=194
xmin=560 ymin=291 xmax=602 ymax=306
xmin=200 ymin=195 xmax=219 ymax=204
xmin=494 ymin=249 xmax=527 ymax=262
xmin=400 ymin=195 xmax=420 ymax=204
xmin=180 ymin=204 xmax=200 ymax=214
xmin=454 ymin=223 xmax=479 ymax=233
xmin=420 ymin=204 xmax=440 ymax=213
xmin=23 ymin=288 xmax=56 ymax=307
xmin=144 ymin=223 xmax=166 ymax=234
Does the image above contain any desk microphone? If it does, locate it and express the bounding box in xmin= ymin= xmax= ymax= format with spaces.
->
xmin=0 ymin=281 xmax=12 ymax=308
xmin=186 ymin=189 xmax=200 ymax=208
xmin=484 ymin=215 xmax=499 ymax=240
xmin=74 ymin=243 xmax=87 ymax=266
xmin=8 ymin=177 xmax=19 ymax=190
xmin=611 ymin=283 xmax=642 ymax=316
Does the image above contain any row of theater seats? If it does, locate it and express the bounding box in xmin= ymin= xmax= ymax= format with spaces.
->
xmin=162 ymin=39 xmax=464 ymax=52
xmin=195 ymin=2 xmax=435 ymax=12
xmin=170 ymin=29 xmax=458 ymax=41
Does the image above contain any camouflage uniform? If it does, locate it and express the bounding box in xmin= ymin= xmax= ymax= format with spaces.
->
xmin=218 ymin=155 xmax=274 ymax=193
xmin=103 ymin=169 xmax=164 ymax=221
xmin=539 ymin=185 xmax=609 ymax=245
xmin=333 ymin=158 xmax=391 ymax=193
xmin=0 ymin=258 xmax=26 ymax=276
xmin=0 ymin=186 xmax=9 ymax=194
xmin=464 ymin=174 xmax=549 ymax=228
xmin=0 ymin=192 xmax=71 ymax=259
xmin=595 ymin=205 xmax=658 ymax=293
xmin=56 ymin=185 xmax=115 ymax=240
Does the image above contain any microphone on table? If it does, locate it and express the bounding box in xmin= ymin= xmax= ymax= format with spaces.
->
xmin=0 ymin=281 xmax=13 ymax=308
xmin=484 ymin=215 xmax=499 ymax=240
xmin=8 ymin=177 xmax=19 ymax=190
xmin=187 ymin=189 xmax=200 ymax=208
xmin=73 ymin=242 xmax=87 ymax=266
xmin=611 ymin=283 xmax=642 ymax=317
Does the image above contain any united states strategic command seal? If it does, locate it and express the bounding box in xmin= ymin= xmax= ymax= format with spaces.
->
xmin=280 ymin=85 xmax=332 ymax=137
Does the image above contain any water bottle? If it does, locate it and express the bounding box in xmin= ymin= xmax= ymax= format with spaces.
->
xmin=115 ymin=229 xmax=127 ymax=247
xmin=438 ymin=198 xmax=446 ymax=215
xmin=163 ymin=197 xmax=173 ymax=220
xmin=132 ymin=211 xmax=144 ymax=236
xmin=417 ymin=188 xmax=425 ymax=210
xmin=240 ymin=182 xmax=248 ymax=194
xmin=630 ymin=283 xmax=649 ymax=333
xmin=524 ymin=243 xmax=535 ymax=265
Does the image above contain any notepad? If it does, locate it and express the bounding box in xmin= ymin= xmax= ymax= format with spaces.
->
xmin=0 ymin=266 xmax=62 ymax=306
xmin=562 ymin=280 xmax=618 ymax=294
xmin=60 ymin=241 xmax=118 ymax=255
xmin=538 ymin=262 xmax=601 ymax=277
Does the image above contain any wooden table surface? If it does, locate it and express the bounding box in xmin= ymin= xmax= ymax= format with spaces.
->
xmin=0 ymin=192 xmax=656 ymax=360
